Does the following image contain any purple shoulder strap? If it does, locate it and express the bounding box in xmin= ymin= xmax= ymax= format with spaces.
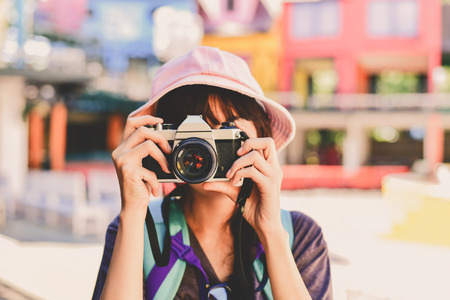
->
xmin=145 ymin=231 xmax=208 ymax=299
xmin=146 ymin=227 xmax=267 ymax=299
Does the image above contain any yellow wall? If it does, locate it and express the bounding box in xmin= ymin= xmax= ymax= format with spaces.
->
xmin=293 ymin=69 xmax=308 ymax=105
xmin=383 ymin=173 xmax=450 ymax=247
xmin=202 ymin=32 xmax=280 ymax=93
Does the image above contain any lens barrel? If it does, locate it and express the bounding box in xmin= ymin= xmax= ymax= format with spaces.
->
xmin=172 ymin=138 xmax=218 ymax=184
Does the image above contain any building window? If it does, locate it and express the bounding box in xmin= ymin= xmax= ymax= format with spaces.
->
xmin=370 ymin=129 xmax=423 ymax=166
xmin=370 ymin=71 xmax=426 ymax=94
xmin=367 ymin=0 xmax=419 ymax=38
xmin=292 ymin=0 xmax=339 ymax=39
xmin=66 ymin=114 xmax=109 ymax=161
xmin=304 ymin=130 xmax=344 ymax=165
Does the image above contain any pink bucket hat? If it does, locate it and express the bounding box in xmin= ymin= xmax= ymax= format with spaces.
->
xmin=129 ymin=46 xmax=296 ymax=151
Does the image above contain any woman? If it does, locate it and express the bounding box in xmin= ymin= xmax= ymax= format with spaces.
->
xmin=93 ymin=46 xmax=332 ymax=300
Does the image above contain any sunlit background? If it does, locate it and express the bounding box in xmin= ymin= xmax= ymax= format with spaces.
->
xmin=0 ymin=0 xmax=449 ymax=299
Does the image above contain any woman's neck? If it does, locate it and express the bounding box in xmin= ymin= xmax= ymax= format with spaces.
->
xmin=182 ymin=185 xmax=237 ymax=282
xmin=182 ymin=186 xmax=236 ymax=236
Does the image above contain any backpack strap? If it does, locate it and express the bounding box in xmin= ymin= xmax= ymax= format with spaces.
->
xmin=254 ymin=209 xmax=294 ymax=300
xmin=143 ymin=198 xmax=190 ymax=300
xmin=281 ymin=209 xmax=294 ymax=249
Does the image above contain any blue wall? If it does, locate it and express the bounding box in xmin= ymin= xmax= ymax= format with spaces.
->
xmin=86 ymin=0 xmax=197 ymax=72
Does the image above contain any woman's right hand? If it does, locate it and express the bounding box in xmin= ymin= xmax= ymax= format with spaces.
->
xmin=111 ymin=115 xmax=172 ymax=215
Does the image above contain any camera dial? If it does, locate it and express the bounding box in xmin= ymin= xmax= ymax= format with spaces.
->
xmin=220 ymin=121 xmax=236 ymax=129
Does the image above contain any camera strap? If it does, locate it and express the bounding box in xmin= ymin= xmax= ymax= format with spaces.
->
xmin=235 ymin=132 xmax=269 ymax=293
xmin=235 ymin=178 xmax=269 ymax=294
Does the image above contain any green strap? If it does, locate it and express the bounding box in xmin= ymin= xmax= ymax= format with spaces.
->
xmin=281 ymin=209 xmax=294 ymax=250
xmin=256 ymin=209 xmax=293 ymax=300
xmin=143 ymin=198 xmax=190 ymax=300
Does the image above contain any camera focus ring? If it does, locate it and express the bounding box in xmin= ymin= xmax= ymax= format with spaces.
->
xmin=172 ymin=138 xmax=218 ymax=184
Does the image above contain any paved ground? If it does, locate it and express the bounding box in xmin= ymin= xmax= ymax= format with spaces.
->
xmin=0 ymin=189 xmax=449 ymax=300
xmin=0 ymin=280 xmax=35 ymax=300
xmin=281 ymin=189 xmax=450 ymax=300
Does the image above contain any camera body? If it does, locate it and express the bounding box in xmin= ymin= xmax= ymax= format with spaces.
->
xmin=142 ymin=115 xmax=244 ymax=184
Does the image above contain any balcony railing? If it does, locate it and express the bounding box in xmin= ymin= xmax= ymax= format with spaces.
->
xmin=269 ymin=92 xmax=450 ymax=111
xmin=306 ymin=93 xmax=450 ymax=111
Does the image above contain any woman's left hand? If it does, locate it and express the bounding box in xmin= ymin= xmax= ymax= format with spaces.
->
xmin=202 ymin=119 xmax=284 ymax=237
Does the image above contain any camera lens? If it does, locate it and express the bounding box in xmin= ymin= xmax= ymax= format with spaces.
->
xmin=181 ymin=149 xmax=205 ymax=172
xmin=172 ymin=138 xmax=217 ymax=184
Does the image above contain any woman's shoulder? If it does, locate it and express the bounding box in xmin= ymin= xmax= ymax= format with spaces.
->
xmin=287 ymin=210 xmax=333 ymax=299
xmin=106 ymin=215 xmax=120 ymax=233
xmin=289 ymin=210 xmax=321 ymax=230
xmin=288 ymin=210 xmax=327 ymax=250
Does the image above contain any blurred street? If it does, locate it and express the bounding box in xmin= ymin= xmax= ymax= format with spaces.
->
xmin=0 ymin=189 xmax=449 ymax=300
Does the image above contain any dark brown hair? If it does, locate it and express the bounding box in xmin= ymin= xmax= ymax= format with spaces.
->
xmin=154 ymin=85 xmax=272 ymax=138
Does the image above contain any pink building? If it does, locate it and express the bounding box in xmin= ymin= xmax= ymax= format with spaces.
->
xmin=279 ymin=0 xmax=442 ymax=95
xmin=36 ymin=0 xmax=89 ymax=34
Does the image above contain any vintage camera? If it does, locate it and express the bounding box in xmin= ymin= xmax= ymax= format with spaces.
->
xmin=142 ymin=115 xmax=245 ymax=184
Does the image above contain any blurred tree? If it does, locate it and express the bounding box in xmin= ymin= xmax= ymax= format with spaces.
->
xmin=375 ymin=71 xmax=420 ymax=94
